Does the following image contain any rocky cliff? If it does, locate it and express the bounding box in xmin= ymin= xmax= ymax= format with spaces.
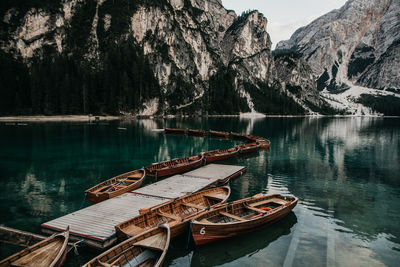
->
xmin=0 ymin=0 xmax=319 ymax=116
xmin=276 ymin=0 xmax=400 ymax=115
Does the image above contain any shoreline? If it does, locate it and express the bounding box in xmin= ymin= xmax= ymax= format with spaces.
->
xmin=0 ymin=115 xmax=120 ymax=122
xmin=0 ymin=114 xmax=397 ymax=122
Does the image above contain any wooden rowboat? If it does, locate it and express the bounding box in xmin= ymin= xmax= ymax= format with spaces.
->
xmin=115 ymin=186 xmax=230 ymax=240
xmin=0 ymin=227 xmax=69 ymax=267
xmin=144 ymin=154 xmax=204 ymax=178
xmin=202 ymin=147 xmax=240 ymax=164
xmin=257 ymin=139 xmax=270 ymax=149
xmin=187 ymin=129 xmax=207 ymax=136
xmin=83 ymin=225 xmax=170 ymax=267
xmin=209 ymin=130 xmax=230 ymax=138
xmin=85 ymin=169 xmax=145 ymax=203
xmin=237 ymin=142 xmax=260 ymax=154
xmin=164 ymin=127 xmax=187 ymax=134
xmin=245 ymin=134 xmax=271 ymax=149
xmin=190 ymin=194 xmax=298 ymax=245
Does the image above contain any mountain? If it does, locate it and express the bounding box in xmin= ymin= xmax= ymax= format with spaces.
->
xmin=276 ymin=0 xmax=400 ymax=115
xmin=0 ymin=0 xmax=321 ymax=116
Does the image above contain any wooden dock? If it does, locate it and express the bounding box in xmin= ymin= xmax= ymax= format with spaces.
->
xmin=41 ymin=164 xmax=246 ymax=249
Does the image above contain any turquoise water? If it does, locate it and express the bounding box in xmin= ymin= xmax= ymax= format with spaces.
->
xmin=0 ymin=117 xmax=399 ymax=266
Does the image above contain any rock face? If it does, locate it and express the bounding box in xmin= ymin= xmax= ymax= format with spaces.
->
xmin=276 ymin=0 xmax=400 ymax=92
xmin=0 ymin=0 xmax=319 ymax=115
xmin=273 ymin=53 xmax=321 ymax=111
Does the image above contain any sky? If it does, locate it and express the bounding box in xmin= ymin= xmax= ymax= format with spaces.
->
xmin=222 ymin=0 xmax=348 ymax=49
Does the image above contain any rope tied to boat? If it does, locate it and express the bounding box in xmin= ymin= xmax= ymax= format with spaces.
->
xmin=68 ymin=239 xmax=84 ymax=255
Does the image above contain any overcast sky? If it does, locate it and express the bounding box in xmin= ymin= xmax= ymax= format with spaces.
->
xmin=222 ymin=0 xmax=348 ymax=49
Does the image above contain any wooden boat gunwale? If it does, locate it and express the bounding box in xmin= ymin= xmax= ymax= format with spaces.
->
xmin=244 ymin=134 xmax=271 ymax=149
xmin=164 ymin=127 xmax=187 ymax=134
xmin=257 ymin=139 xmax=271 ymax=149
xmin=85 ymin=169 xmax=146 ymax=203
xmin=144 ymin=154 xmax=204 ymax=178
xmin=193 ymin=195 xmax=296 ymax=226
xmin=0 ymin=226 xmax=70 ymax=267
xmin=202 ymin=146 xmax=240 ymax=163
xmin=83 ymin=225 xmax=170 ymax=267
xmin=237 ymin=142 xmax=260 ymax=154
xmin=190 ymin=194 xmax=298 ymax=245
xmin=186 ymin=129 xmax=207 ymax=136
xmin=209 ymin=130 xmax=230 ymax=138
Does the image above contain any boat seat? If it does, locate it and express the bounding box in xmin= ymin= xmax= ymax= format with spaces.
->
xmin=123 ymin=225 xmax=144 ymax=237
xmin=122 ymin=249 xmax=158 ymax=267
xmin=181 ymin=202 xmax=205 ymax=210
xmin=248 ymin=198 xmax=286 ymax=207
xmin=219 ymin=211 xmax=246 ymax=221
xmin=157 ymin=211 xmax=181 ymax=221
xmin=244 ymin=204 xmax=268 ymax=214
xmin=203 ymin=194 xmax=223 ymax=202
xmin=134 ymin=232 xmax=166 ymax=251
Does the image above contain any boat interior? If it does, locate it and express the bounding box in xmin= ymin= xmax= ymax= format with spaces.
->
xmin=7 ymin=235 xmax=66 ymax=266
xmin=91 ymin=173 xmax=142 ymax=194
xmin=94 ymin=232 xmax=166 ymax=267
xmin=120 ymin=190 xmax=227 ymax=237
xmin=148 ymin=156 xmax=201 ymax=171
xmin=204 ymin=147 xmax=237 ymax=156
xmin=199 ymin=197 xmax=290 ymax=223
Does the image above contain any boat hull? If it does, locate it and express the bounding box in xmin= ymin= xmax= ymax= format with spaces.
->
xmin=209 ymin=130 xmax=230 ymax=138
xmin=203 ymin=147 xmax=240 ymax=164
xmin=257 ymin=140 xmax=270 ymax=149
xmin=238 ymin=143 xmax=260 ymax=154
xmin=85 ymin=169 xmax=145 ymax=203
xmin=116 ymin=219 xmax=191 ymax=241
xmin=191 ymin=195 xmax=298 ymax=245
xmin=84 ymin=226 xmax=170 ymax=267
xmin=145 ymin=155 xmax=204 ymax=178
xmin=245 ymin=135 xmax=271 ymax=149
xmin=164 ymin=128 xmax=187 ymax=134
xmin=187 ymin=129 xmax=207 ymax=136
xmin=115 ymin=187 xmax=231 ymax=242
xmin=0 ymin=228 xmax=69 ymax=267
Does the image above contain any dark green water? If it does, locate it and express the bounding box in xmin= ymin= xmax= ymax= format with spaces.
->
xmin=0 ymin=117 xmax=399 ymax=266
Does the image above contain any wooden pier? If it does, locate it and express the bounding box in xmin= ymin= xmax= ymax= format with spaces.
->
xmin=41 ymin=164 xmax=246 ymax=249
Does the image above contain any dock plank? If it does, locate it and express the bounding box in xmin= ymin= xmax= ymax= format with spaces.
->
xmin=184 ymin=164 xmax=245 ymax=180
xmin=134 ymin=175 xmax=217 ymax=199
xmin=41 ymin=164 xmax=246 ymax=249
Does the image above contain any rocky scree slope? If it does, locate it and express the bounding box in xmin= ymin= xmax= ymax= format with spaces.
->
xmin=276 ymin=0 xmax=400 ymax=115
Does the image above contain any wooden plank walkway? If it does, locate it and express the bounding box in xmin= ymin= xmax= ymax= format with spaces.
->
xmin=41 ymin=164 xmax=246 ymax=249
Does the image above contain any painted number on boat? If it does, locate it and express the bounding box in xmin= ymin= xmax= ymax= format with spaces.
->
xmin=200 ymin=227 xmax=206 ymax=235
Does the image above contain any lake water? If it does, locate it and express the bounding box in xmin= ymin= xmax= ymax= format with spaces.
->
xmin=0 ymin=117 xmax=399 ymax=266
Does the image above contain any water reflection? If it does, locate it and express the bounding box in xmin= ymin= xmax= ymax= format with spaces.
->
xmin=0 ymin=117 xmax=399 ymax=266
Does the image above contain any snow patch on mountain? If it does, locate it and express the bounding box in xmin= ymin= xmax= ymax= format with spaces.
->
xmin=321 ymin=82 xmax=400 ymax=116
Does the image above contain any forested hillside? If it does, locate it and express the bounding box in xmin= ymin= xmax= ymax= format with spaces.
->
xmin=0 ymin=0 xmax=320 ymax=116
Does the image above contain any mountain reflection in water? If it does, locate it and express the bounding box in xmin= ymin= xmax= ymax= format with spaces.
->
xmin=0 ymin=117 xmax=399 ymax=266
